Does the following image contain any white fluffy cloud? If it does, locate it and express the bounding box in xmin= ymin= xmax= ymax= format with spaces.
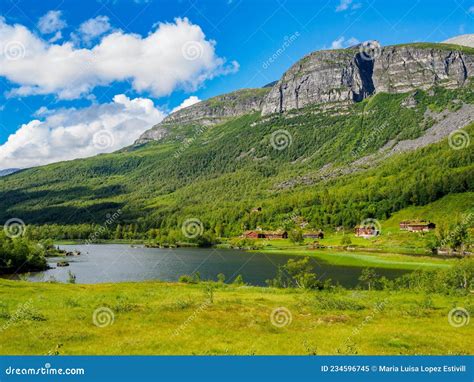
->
xmin=0 ymin=95 xmax=165 ymax=168
xmin=336 ymin=0 xmax=361 ymax=12
xmin=0 ymin=17 xmax=238 ymax=99
xmin=171 ymin=95 xmax=201 ymax=113
xmin=37 ymin=10 xmax=66 ymax=34
xmin=330 ymin=36 xmax=359 ymax=49
xmin=75 ymin=16 xmax=112 ymax=45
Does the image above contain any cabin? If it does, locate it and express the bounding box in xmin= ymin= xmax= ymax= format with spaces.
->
xmin=400 ymin=221 xmax=436 ymax=232
xmin=242 ymin=230 xmax=288 ymax=239
xmin=303 ymin=230 xmax=324 ymax=239
xmin=354 ymin=226 xmax=379 ymax=238
xmin=242 ymin=230 xmax=265 ymax=239
xmin=264 ymin=230 xmax=288 ymax=239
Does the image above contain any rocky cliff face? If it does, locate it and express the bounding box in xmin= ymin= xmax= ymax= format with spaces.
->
xmin=136 ymin=88 xmax=270 ymax=144
xmin=261 ymin=49 xmax=375 ymax=115
xmin=137 ymin=42 xmax=474 ymax=143
xmin=261 ymin=44 xmax=474 ymax=115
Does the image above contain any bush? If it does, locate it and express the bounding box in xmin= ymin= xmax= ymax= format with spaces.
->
xmin=288 ymin=229 xmax=304 ymax=245
xmin=313 ymin=294 xmax=366 ymax=311
xmin=341 ymin=235 xmax=352 ymax=246
xmin=267 ymin=257 xmax=329 ymax=290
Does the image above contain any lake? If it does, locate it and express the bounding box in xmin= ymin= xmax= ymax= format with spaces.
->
xmin=4 ymin=244 xmax=409 ymax=287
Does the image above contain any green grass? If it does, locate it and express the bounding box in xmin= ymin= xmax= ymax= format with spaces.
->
xmin=394 ymin=42 xmax=474 ymax=55
xmin=253 ymin=247 xmax=454 ymax=270
xmin=0 ymin=279 xmax=472 ymax=355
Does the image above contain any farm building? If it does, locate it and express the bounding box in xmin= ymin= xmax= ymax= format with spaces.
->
xmin=399 ymin=221 xmax=436 ymax=232
xmin=242 ymin=230 xmax=288 ymax=239
xmin=303 ymin=230 xmax=324 ymax=239
xmin=242 ymin=230 xmax=265 ymax=239
xmin=354 ymin=226 xmax=379 ymax=238
xmin=264 ymin=230 xmax=288 ymax=239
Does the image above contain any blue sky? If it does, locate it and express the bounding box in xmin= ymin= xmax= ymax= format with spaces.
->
xmin=0 ymin=0 xmax=473 ymax=168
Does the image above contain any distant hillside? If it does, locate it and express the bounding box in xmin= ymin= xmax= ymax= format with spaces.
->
xmin=0 ymin=168 xmax=20 ymax=177
xmin=443 ymin=34 xmax=474 ymax=48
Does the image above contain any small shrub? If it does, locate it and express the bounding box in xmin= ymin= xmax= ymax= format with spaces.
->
xmin=313 ymin=295 xmax=366 ymax=311
xmin=232 ymin=274 xmax=245 ymax=285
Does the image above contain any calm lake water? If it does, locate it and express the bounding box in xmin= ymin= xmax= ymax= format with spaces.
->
xmin=4 ymin=244 xmax=409 ymax=287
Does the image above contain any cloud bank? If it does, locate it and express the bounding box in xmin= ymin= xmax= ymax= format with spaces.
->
xmin=0 ymin=95 xmax=166 ymax=169
xmin=0 ymin=17 xmax=238 ymax=99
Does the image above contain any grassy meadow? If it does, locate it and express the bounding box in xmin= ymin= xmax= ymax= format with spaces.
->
xmin=0 ymin=279 xmax=472 ymax=355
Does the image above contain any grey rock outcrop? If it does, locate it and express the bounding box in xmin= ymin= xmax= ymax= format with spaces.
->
xmin=373 ymin=45 xmax=472 ymax=93
xmin=261 ymin=44 xmax=474 ymax=115
xmin=443 ymin=34 xmax=474 ymax=48
xmin=137 ymin=42 xmax=474 ymax=143
xmin=261 ymin=49 xmax=376 ymax=115
xmin=135 ymin=88 xmax=270 ymax=144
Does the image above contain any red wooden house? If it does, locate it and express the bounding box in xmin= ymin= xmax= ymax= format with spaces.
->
xmin=400 ymin=221 xmax=436 ymax=232
xmin=242 ymin=230 xmax=265 ymax=239
xmin=303 ymin=230 xmax=324 ymax=239
xmin=354 ymin=226 xmax=379 ymax=238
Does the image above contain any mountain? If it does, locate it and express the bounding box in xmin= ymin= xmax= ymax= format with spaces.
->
xmin=0 ymin=42 xmax=473 ymax=237
xmin=443 ymin=34 xmax=474 ymax=48
xmin=138 ymin=43 xmax=474 ymax=143
xmin=136 ymin=88 xmax=270 ymax=144
xmin=0 ymin=168 xmax=20 ymax=177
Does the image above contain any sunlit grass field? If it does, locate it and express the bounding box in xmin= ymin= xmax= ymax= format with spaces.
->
xmin=0 ymin=279 xmax=472 ymax=355
xmin=253 ymin=247 xmax=454 ymax=270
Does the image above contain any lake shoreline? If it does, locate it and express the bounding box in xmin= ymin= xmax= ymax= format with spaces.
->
xmin=52 ymin=240 xmax=461 ymax=270
xmin=1 ymin=244 xmax=412 ymax=287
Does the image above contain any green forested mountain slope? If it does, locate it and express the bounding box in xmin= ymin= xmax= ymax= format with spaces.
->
xmin=0 ymin=78 xmax=472 ymax=237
